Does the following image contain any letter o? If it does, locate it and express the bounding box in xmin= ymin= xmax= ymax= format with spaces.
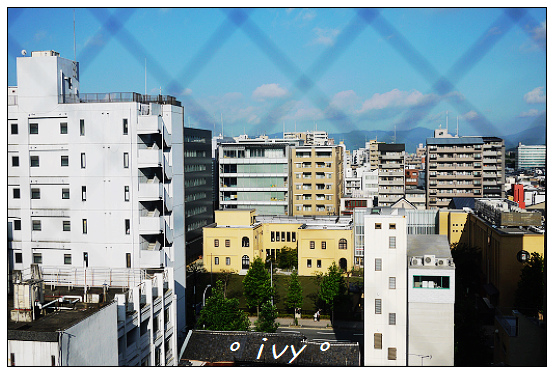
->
xmin=320 ymin=342 xmax=330 ymax=352
xmin=230 ymin=342 xmax=241 ymax=352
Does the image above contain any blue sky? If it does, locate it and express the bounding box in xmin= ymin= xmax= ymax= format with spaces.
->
xmin=7 ymin=7 xmax=546 ymax=139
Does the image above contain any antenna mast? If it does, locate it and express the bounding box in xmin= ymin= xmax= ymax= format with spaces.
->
xmin=73 ymin=9 xmax=76 ymax=61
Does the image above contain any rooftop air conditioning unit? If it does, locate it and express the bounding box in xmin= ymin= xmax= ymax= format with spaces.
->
xmin=411 ymin=257 xmax=423 ymax=266
xmin=423 ymin=255 xmax=436 ymax=266
xmin=436 ymin=258 xmax=448 ymax=266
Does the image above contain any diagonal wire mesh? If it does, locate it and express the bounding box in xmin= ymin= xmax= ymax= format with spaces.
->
xmin=8 ymin=7 xmax=545 ymax=141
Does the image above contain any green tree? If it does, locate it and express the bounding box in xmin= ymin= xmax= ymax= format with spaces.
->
xmin=255 ymin=301 xmax=280 ymax=333
xmin=286 ymin=270 xmax=303 ymax=325
xmin=277 ymin=246 xmax=298 ymax=270
xmin=318 ymin=262 xmax=344 ymax=325
xmin=196 ymin=280 xmax=250 ymax=331
xmin=243 ymin=257 xmax=274 ymax=317
xmin=514 ymin=252 xmax=544 ymax=317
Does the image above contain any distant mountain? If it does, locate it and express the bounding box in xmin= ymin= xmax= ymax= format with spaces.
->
xmin=502 ymin=125 xmax=546 ymax=151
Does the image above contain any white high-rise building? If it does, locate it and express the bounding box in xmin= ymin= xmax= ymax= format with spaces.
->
xmin=7 ymin=51 xmax=186 ymax=357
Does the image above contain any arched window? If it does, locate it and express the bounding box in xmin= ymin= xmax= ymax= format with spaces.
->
xmin=339 ymin=238 xmax=347 ymax=249
xmin=242 ymin=255 xmax=250 ymax=270
xmin=242 ymin=236 xmax=250 ymax=247
xmin=339 ymin=258 xmax=347 ymax=270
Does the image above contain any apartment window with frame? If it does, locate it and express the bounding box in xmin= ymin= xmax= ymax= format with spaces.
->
xmin=124 ymin=186 xmax=130 ymax=201
xmin=389 ymin=313 xmax=396 ymax=325
xmin=389 ymin=277 xmax=396 ymax=289
xmin=80 ymin=119 xmax=85 ymax=136
xmin=31 ymin=188 xmax=40 ymax=199
xmin=271 ymin=231 xmax=275 ymax=242
xmin=13 ymin=188 xmax=20 ymax=199
xmin=15 ymin=253 xmax=22 ymax=263
xmin=225 ymin=239 xmax=230 ymax=247
xmin=61 ymin=155 xmax=69 ymax=167
xmin=214 ymin=239 xmax=219 ymax=247
xmin=12 ymin=156 xmax=19 ymax=167
xmin=389 ymin=223 xmax=396 ymax=230
xmin=123 ymin=118 xmax=129 ymax=135
xmin=317 ymin=259 xmax=322 ymax=268
xmin=14 ymin=220 xmax=21 ymax=231
xmin=339 ymin=238 xmax=347 ymax=249
xmin=64 ymin=254 xmax=72 ymax=265
xmin=292 ymin=232 xmax=296 ymax=242
xmin=321 ymin=241 xmax=326 ymax=249
xmin=63 ymin=221 xmax=71 ymax=231
xmin=374 ymin=333 xmax=382 ymax=349
xmin=126 ymin=253 xmax=132 ymax=268
xmin=81 ymin=153 xmax=86 ymax=168
xmin=389 ymin=236 xmax=396 ymax=249
xmin=29 ymin=123 xmax=38 ymax=134
xmin=62 ymin=188 xmax=70 ymax=199
xmin=123 ymin=153 xmax=129 ymax=168
xmin=287 ymin=232 xmax=291 ymax=242
xmin=82 ymin=219 xmax=88 ymax=234
xmin=214 ymin=257 xmax=219 ymax=265
xmin=33 ymin=253 xmax=42 ymax=264
xmin=30 ymin=156 xmax=39 ymax=167
xmin=388 ymin=348 xmax=397 ymax=360
xmin=60 ymin=122 xmax=68 ymax=134
xmin=125 ymin=219 xmax=130 ymax=235
xmin=32 ymin=220 xmax=41 ymax=231
xmin=11 ymin=123 xmax=18 ymax=134
xmin=307 ymin=259 xmax=312 ymax=268
xmin=82 ymin=186 xmax=87 ymax=201
xmin=375 ymin=258 xmax=382 ymax=271
xmin=375 ymin=223 xmax=382 ymax=229
xmin=226 ymin=257 xmax=231 ymax=266
xmin=310 ymin=241 xmax=315 ymax=249
xmin=375 ymin=299 xmax=382 ymax=314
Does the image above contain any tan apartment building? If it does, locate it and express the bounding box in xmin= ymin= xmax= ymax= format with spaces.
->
xmin=426 ymin=132 xmax=505 ymax=209
xmin=290 ymin=145 xmax=344 ymax=216
xmin=377 ymin=143 xmax=405 ymax=206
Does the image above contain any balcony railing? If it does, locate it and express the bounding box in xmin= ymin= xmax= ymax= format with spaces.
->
xmin=59 ymin=92 xmax=181 ymax=106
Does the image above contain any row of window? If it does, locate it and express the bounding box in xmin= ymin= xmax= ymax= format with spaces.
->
xmin=308 ymin=238 xmax=348 ymax=249
xmin=373 ymin=334 xmax=398 ymax=360
xmin=270 ymin=231 xmax=296 ymax=242
xmin=14 ymin=185 xmax=131 ymax=202
xmin=10 ymin=119 xmax=129 ymax=136
xmin=213 ymin=256 xmax=231 ymax=266
xmin=14 ymin=251 xmax=133 ymax=268
xmin=13 ymin=218 xmax=130 ymax=235
xmin=11 ymin=153 xmax=130 ymax=169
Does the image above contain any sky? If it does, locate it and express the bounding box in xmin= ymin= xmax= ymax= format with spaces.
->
xmin=7 ymin=7 xmax=547 ymax=139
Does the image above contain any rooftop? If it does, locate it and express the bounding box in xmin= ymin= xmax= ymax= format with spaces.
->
xmin=426 ymin=137 xmax=484 ymax=145
xmin=407 ymin=235 xmax=453 ymax=260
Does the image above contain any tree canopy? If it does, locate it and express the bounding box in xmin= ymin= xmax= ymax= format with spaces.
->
xmin=255 ymin=301 xmax=280 ymax=333
xmin=514 ymin=252 xmax=544 ymax=317
xmin=243 ymin=257 xmax=274 ymax=316
xmin=196 ymin=280 xmax=250 ymax=331
xmin=318 ymin=262 xmax=344 ymax=324
xmin=285 ymin=270 xmax=303 ymax=312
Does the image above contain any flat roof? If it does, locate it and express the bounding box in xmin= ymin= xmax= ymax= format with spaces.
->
xmin=407 ymin=235 xmax=452 ymax=258
xmin=426 ymin=137 xmax=484 ymax=145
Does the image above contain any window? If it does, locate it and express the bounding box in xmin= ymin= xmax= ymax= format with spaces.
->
xmin=30 ymin=123 xmax=38 ymax=134
xmin=242 ymin=236 xmax=250 ymax=247
xmin=125 ymin=219 xmax=130 ymax=234
xmin=375 ymin=299 xmax=382 ymax=314
xmin=214 ymin=257 xmax=219 ymax=265
xmin=375 ymin=258 xmax=382 ymax=271
xmin=413 ymin=275 xmax=450 ymax=289
xmin=389 ymin=223 xmax=396 ymax=230
xmin=339 ymin=238 xmax=347 ymax=249
xmin=11 ymin=123 xmax=18 ymax=134
xmin=124 ymin=186 xmax=130 ymax=201
xmin=126 ymin=253 xmax=131 ymax=268
xmin=15 ymin=253 xmax=22 ymax=263
xmin=389 ymin=277 xmax=396 ymax=289
xmin=226 ymin=257 xmax=231 ymax=266
xmin=281 ymin=232 xmax=285 ymax=241
xmin=32 ymin=220 xmax=41 ymax=231
xmin=276 ymin=231 xmax=280 ymax=241
xmin=10 ymin=353 xmax=15 ymax=366
xmin=321 ymin=241 xmax=326 ymax=249
xmin=30 ymin=156 xmax=39 ymax=167
xmin=374 ymin=333 xmax=382 ymax=349
xmin=62 ymin=188 xmax=70 ymax=199
xmin=63 ymin=221 xmax=71 ymax=231
xmin=123 ymin=119 xmax=129 ymax=135
xmin=12 ymin=156 xmax=19 ymax=167
xmin=13 ymin=188 xmax=20 ymax=199
xmin=123 ymin=153 xmax=129 ymax=168
xmin=82 ymin=186 xmax=87 ymax=201
xmin=33 ymin=253 xmax=42 ymax=264
xmin=61 ymin=156 xmax=69 ymax=166
xmin=14 ymin=220 xmax=21 ymax=230
xmin=292 ymin=232 xmax=296 ymax=242
xmin=64 ymin=254 xmax=72 ymax=265
xmin=214 ymin=239 xmax=219 ymax=247
xmin=82 ymin=219 xmax=88 ymax=234
xmin=389 ymin=313 xmax=396 ymax=325
xmin=81 ymin=153 xmax=86 ymax=168
xmin=388 ymin=348 xmax=397 ymax=360
xmin=60 ymin=122 xmax=68 ymax=134
xmin=307 ymin=259 xmax=312 ymax=268
xmin=389 ymin=236 xmax=396 ymax=249
xmin=310 ymin=241 xmax=315 ymax=249
xmin=225 ymin=239 xmax=230 ymax=247
xmin=317 ymin=260 xmax=322 ymax=268
xmin=375 ymin=223 xmax=382 ymax=229
xmin=31 ymin=188 xmax=40 ymax=199
xmin=80 ymin=119 xmax=85 ymax=136
xmin=287 ymin=232 xmax=291 ymax=242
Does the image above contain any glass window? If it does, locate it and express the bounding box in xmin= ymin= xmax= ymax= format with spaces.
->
xmin=388 ymin=348 xmax=397 ymax=360
xmin=389 ymin=236 xmax=396 ymax=249
xmin=62 ymin=188 xmax=70 ymax=199
xmin=389 ymin=223 xmax=396 ymax=230
xmin=307 ymin=259 xmax=312 ymax=268
xmin=292 ymin=232 xmax=296 ymax=242
xmin=374 ymin=333 xmax=382 ymax=349
xmin=82 ymin=219 xmax=88 ymax=234
xmin=413 ymin=275 xmax=450 ymax=289
xmin=61 ymin=156 xmax=69 ymax=166
xmin=82 ymin=186 xmax=87 ymax=201
xmin=389 ymin=313 xmax=396 ymax=325
xmin=375 ymin=223 xmax=381 ymax=229
xmin=63 ymin=221 xmax=71 ymax=231
xmin=15 ymin=253 xmax=22 ymax=263
xmin=214 ymin=257 xmax=219 ymax=265
xmin=375 ymin=258 xmax=382 ymax=271
xmin=14 ymin=220 xmax=21 ymax=230
xmin=124 ymin=186 xmax=130 ymax=201
xmin=80 ymin=119 xmax=85 ymax=136
xmin=123 ymin=119 xmax=129 ymax=135
xmin=126 ymin=253 xmax=131 ymax=268
xmin=11 ymin=123 xmax=18 ymax=134
xmin=81 ymin=153 xmax=86 ymax=168
xmin=12 ymin=156 xmax=19 ymax=167
xmin=321 ymin=241 xmax=326 ymax=249
xmin=375 ymin=299 xmax=382 ymax=314
xmin=123 ymin=153 xmax=129 ymax=168
xmin=32 ymin=220 xmax=41 ymax=231
xmin=13 ymin=188 xmax=20 ymax=199
xmin=125 ymin=219 xmax=130 ymax=235
xmin=389 ymin=277 xmax=396 ymax=289
xmin=310 ymin=241 xmax=315 ymax=249
xmin=33 ymin=253 xmax=42 ymax=264
xmin=64 ymin=254 xmax=72 ymax=265
xmin=317 ymin=260 xmax=321 ymax=268
xmin=30 ymin=123 xmax=38 ymax=134
xmin=31 ymin=188 xmax=40 ymax=199
xmin=226 ymin=257 xmax=231 ymax=266
xmin=225 ymin=239 xmax=230 ymax=247
xmin=30 ymin=156 xmax=39 ymax=167
xmin=339 ymin=238 xmax=347 ymax=249
xmin=60 ymin=122 xmax=68 ymax=134
xmin=214 ymin=239 xmax=219 ymax=247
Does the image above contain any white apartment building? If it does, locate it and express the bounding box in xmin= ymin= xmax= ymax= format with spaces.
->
xmin=516 ymin=143 xmax=546 ymax=170
xmin=378 ymin=144 xmax=406 ymax=206
xmin=7 ymin=51 xmax=186 ymax=357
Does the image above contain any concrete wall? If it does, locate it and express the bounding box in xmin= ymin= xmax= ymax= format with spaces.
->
xmin=8 ymin=340 xmax=58 ymax=366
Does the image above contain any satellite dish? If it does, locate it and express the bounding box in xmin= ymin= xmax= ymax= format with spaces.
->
xmin=21 ymin=50 xmax=27 ymax=56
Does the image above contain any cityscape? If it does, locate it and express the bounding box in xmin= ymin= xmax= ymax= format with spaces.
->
xmin=7 ymin=7 xmax=546 ymax=367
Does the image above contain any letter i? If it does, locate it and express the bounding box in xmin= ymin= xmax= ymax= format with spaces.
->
xmin=257 ymin=338 xmax=268 ymax=359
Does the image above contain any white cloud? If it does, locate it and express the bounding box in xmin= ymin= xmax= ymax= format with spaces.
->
xmin=462 ymin=111 xmax=479 ymax=121
xmin=356 ymin=89 xmax=438 ymax=113
xmin=252 ymin=83 xmax=288 ymax=101
xmin=518 ymin=108 xmax=545 ymax=118
xmin=312 ymin=27 xmax=340 ymax=46
xmin=330 ymin=90 xmax=359 ymax=109
xmin=180 ymin=88 xmax=193 ymax=96
xmin=524 ymin=87 xmax=546 ymax=104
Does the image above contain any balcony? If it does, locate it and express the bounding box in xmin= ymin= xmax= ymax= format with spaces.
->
xmin=139 ymin=215 xmax=163 ymax=236
xmin=137 ymin=115 xmax=171 ymax=146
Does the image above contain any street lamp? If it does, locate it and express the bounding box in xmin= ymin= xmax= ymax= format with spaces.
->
xmin=203 ymin=285 xmax=212 ymax=306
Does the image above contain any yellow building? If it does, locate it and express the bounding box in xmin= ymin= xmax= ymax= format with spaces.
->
xmin=290 ymin=145 xmax=344 ymax=216
xmin=438 ymin=210 xmax=469 ymax=245
xmin=203 ymin=210 xmax=354 ymax=276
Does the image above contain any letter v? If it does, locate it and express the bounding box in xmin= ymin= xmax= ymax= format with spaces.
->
xmin=272 ymin=344 xmax=289 ymax=359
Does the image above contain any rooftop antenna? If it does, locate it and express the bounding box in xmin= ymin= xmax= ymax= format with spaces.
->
xmin=73 ymin=9 xmax=76 ymax=62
